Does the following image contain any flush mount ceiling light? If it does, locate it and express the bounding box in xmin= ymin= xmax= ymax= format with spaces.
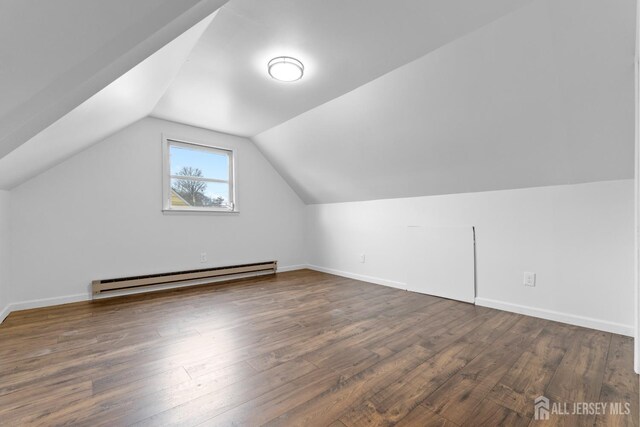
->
xmin=268 ymin=56 xmax=304 ymax=82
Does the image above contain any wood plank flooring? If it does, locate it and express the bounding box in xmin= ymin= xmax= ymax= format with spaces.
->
xmin=0 ymin=269 xmax=637 ymax=426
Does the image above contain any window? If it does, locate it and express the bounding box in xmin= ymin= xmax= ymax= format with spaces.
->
xmin=163 ymin=137 xmax=236 ymax=212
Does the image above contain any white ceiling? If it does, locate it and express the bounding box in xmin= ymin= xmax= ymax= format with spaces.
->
xmin=253 ymin=0 xmax=636 ymax=203
xmin=0 ymin=0 xmax=228 ymax=159
xmin=2 ymin=0 xmax=635 ymax=203
xmin=151 ymin=0 xmax=533 ymax=136
xmin=0 ymin=14 xmax=216 ymax=190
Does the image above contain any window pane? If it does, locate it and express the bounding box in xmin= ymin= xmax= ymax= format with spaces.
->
xmin=170 ymin=178 xmax=231 ymax=208
xmin=170 ymin=144 xmax=229 ymax=181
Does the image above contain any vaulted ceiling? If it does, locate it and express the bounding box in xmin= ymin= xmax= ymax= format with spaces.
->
xmin=0 ymin=0 xmax=635 ymax=204
xmin=151 ymin=0 xmax=533 ymax=136
xmin=0 ymin=13 xmax=216 ymax=189
xmin=253 ymin=0 xmax=636 ymax=203
xmin=0 ymin=0 xmax=228 ymax=160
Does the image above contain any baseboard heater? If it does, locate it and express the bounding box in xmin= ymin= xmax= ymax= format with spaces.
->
xmin=92 ymin=261 xmax=277 ymax=295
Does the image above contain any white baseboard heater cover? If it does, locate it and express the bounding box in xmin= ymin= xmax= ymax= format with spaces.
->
xmin=92 ymin=261 xmax=278 ymax=294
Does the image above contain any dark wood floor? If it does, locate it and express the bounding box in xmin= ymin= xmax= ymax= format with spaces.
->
xmin=0 ymin=270 xmax=637 ymax=426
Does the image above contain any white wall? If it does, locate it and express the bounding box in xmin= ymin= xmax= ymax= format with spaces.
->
xmin=8 ymin=117 xmax=306 ymax=306
xmin=2 ymin=117 xmax=635 ymax=341
xmin=307 ymin=180 xmax=635 ymax=335
xmin=0 ymin=190 xmax=10 ymax=321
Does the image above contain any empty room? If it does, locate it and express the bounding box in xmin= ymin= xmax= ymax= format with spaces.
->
xmin=1 ymin=0 xmax=639 ymax=425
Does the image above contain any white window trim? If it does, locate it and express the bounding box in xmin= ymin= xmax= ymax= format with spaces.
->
xmin=162 ymin=134 xmax=238 ymax=213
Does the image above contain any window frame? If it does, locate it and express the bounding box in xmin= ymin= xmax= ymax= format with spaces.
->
xmin=162 ymin=135 xmax=237 ymax=213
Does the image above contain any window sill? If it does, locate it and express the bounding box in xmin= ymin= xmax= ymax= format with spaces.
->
xmin=162 ymin=208 xmax=240 ymax=215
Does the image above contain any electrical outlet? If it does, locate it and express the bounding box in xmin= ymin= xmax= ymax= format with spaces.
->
xmin=524 ymin=272 xmax=536 ymax=287
xmin=359 ymin=253 xmax=366 ymax=263
xmin=200 ymin=252 xmax=207 ymax=263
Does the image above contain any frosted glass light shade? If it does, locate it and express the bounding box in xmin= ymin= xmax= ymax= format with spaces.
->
xmin=268 ymin=57 xmax=304 ymax=82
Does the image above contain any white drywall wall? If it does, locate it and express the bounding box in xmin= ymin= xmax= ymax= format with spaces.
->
xmin=2 ymin=117 xmax=635 ymax=340
xmin=405 ymin=226 xmax=475 ymax=303
xmin=0 ymin=190 xmax=9 ymax=321
xmin=8 ymin=117 xmax=306 ymax=306
xmin=306 ymin=180 xmax=635 ymax=335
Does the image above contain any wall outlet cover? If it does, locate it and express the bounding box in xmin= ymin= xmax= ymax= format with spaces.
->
xmin=524 ymin=272 xmax=536 ymax=287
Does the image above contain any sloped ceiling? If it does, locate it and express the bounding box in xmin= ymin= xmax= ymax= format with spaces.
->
xmin=2 ymin=0 xmax=635 ymax=203
xmin=253 ymin=0 xmax=636 ymax=203
xmin=151 ymin=0 xmax=534 ymax=136
xmin=0 ymin=14 xmax=217 ymax=190
xmin=0 ymin=0 xmax=228 ymax=160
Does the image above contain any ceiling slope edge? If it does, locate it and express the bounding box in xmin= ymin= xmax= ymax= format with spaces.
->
xmin=0 ymin=13 xmax=218 ymax=190
xmin=0 ymin=0 xmax=229 ymax=161
xmin=150 ymin=0 xmax=535 ymax=137
xmin=249 ymin=1 xmax=544 ymax=204
xmin=251 ymin=0 xmax=634 ymax=204
xmin=249 ymin=0 xmax=536 ymax=141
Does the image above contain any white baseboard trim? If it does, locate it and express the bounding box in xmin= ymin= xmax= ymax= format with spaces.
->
xmin=304 ymin=264 xmax=633 ymax=337
xmin=0 ymin=304 xmax=10 ymax=324
xmin=306 ymin=264 xmax=406 ymax=290
xmin=2 ymin=266 xmax=631 ymax=339
xmin=8 ymin=293 xmax=89 ymax=313
xmin=0 ymin=264 xmax=307 ymax=324
xmin=0 ymin=293 xmax=89 ymax=324
xmin=277 ymin=264 xmax=308 ymax=273
xmin=475 ymin=297 xmax=634 ymax=337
